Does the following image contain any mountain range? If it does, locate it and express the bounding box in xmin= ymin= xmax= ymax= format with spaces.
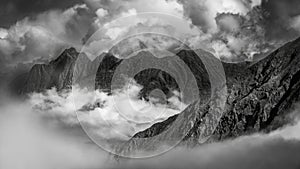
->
xmin=10 ymin=37 xmax=300 ymax=157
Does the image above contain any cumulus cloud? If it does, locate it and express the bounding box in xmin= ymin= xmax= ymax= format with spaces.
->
xmin=96 ymin=8 xmax=108 ymax=18
xmin=0 ymin=4 xmax=94 ymax=73
xmin=177 ymin=0 xmax=260 ymax=33
xmin=1 ymin=1 xmax=300 ymax=168
xmin=3 ymin=0 xmax=300 ymax=70
xmin=84 ymin=0 xmax=184 ymax=18
xmin=82 ymin=0 xmax=184 ymax=42
xmin=0 ymin=28 xmax=8 ymax=39
xmin=28 ymin=79 xmax=186 ymax=140
xmin=81 ymin=0 xmax=282 ymax=62
xmin=0 ymin=0 xmax=83 ymax=28
xmin=167 ymin=0 xmax=300 ymax=61
xmin=74 ymin=0 xmax=300 ymax=62
xmin=172 ymin=0 xmax=266 ymax=61
xmin=81 ymin=12 xmax=200 ymax=60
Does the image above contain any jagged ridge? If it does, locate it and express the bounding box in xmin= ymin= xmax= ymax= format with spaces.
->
xmin=115 ymin=37 xmax=300 ymax=156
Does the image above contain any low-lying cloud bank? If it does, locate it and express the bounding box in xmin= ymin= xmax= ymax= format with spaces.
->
xmin=0 ymin=90 xmax=300 ymax=169
xmin=0 ymin=102 xmax=108 ymax=169
xmin=29 ymin=80 xmax=186 ymax=140
xmin=118 ymin=117 xmax=300 ymax=169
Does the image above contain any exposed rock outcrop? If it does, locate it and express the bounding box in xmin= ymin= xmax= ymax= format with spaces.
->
xmin=95 ymin=50 xmax=212 ymax=103
xmin=115 ymin=37 xmax=300 ymax=157
xmin=11 ymin=48 xmax=79 ymax=94
xmin=10 ymin=37 xmax=300 ymax=158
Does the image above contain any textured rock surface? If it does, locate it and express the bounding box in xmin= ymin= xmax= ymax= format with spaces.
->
xmin=213 ymin=37 xmax=300 ymax=140
xmin=11 ymin=48 xmax=103 ymax=94
xmin=10 ymin=37 xmax=300 ymax=158
xmin=115 ymin=37 xmax=300 ymax=156
xmin=95 ymin=50 xmax=212 ymax=103
xmin=11 ymin=48 xmax=79 ymax=94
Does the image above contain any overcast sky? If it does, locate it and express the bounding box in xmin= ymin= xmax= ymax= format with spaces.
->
xmin=0 ymin=0 xmax=300 ymax=73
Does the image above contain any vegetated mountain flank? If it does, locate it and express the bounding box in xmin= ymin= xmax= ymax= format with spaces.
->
xmin=115 ymin=37 xmax=300 ymax=156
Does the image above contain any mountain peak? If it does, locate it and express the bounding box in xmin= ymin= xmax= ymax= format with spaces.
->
xmin=50 ymin=47 xmax=79 ymax=65
xmin=115 ymin=36 xmax=300 ymax=157
xmin=11 ymin=47 xmax=80 ymax=94
xmin=61 ymin=47 xmax=79 ymax=59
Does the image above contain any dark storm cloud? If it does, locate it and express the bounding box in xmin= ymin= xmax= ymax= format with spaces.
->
xmin=0 ymin=0 xmax=84 ymax=28
xmin=261 ymin=0 xmax=300 ymax=41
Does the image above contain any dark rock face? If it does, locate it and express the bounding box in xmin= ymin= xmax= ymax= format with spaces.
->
xmin=132 ymin=114 xmax=179 ymax=138
xmin=95 ymin=53 xmax=123 ymax=93
xmin=14 ymin=46 xmax=212 ymax=102
xmin=134 ymin=68 xmax=179 ymax=101
xmin=10 ymin=37 xmax=300 ymax=157
xmin=72 ymin=53 xmax=104 ymax=90
xmin=116 ymin=37 xmax=300 ymax=156
xmin=95 ymin=50 xmax=212 ymax=102
xmin=213 ymin=38 xmax=300 ymax=140
xmin=11 ymin=48 xmax=79 ymax=94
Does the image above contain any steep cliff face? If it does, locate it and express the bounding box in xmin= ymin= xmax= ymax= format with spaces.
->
xmin=95 ymin=50 xmax=212 ymax=103
xmin=115 ymin=37 xmax=300 ymax=156
xmin=213 ymin=37 xmax=300 ymax=140
xmin=11 ymin=48 xmax=79 ymax=94
xmin=10 ymin=37 xmax=300 ymax=157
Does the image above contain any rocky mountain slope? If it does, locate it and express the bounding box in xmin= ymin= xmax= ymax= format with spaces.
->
xmin=11 ymin=48 xmax=79 ymax=94
xmin=95 ymin=50 xmax=212 ymax=103
xmin=13 ymin=47 xmax=212 ymax=102
xmin=10 ymin=37 xmax=300 ymax=158
xmin=11 ymin=47 xmax=104 ymax=94
xmin=115 ymin=37 xmax=300 ymax=157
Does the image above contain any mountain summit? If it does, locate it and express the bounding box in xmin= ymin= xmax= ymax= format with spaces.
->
xmin=115 ymin=37 xmax=300 ymax=156
xmin=10 ymin=37 xmax=300 ymax=157
xmin=11 ymin=48 xmax=79 ymax=94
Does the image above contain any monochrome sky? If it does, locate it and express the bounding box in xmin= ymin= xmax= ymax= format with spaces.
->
xmin=1 ymin=0 xmax=300 ymax=73
xmin=1 ymin=1 xmax=300 ymax=168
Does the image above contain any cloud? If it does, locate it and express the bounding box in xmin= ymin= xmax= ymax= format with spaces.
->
xmin=216 ymin=14 xmax=241 ymax=33
xmin=0 ymin=0 xmax=187 ymax=72
xmin=96 ymin=8 xmax=108 ymax=18
xmin=172 ymin=0 xmax=266 ymax=61
xmin=290 ymin=15 xmax=300 ymax=32
xmin=0 ymin=4 xmax=94 ymax=73
xmin=2 ymin=0 xmax=300 ymax=71
xmin=1 ymin=85 xmax=300 ymax=169
xmin=84 ymin=0 xmax=184 ymax=18
xmin=0 ymin=100 xmax=112 ymax=169
xmin=0 ymin=28 xmax=8 ymax=39
xmin=28 ymin=79 xmax=187 ymax=140
xmin=0 ymin=0 xmax=83 ymax=28
xmin=261 ymin=0 xmax=300 ymax=41
xmin=118 ymin=136 xmax=300 ymax=169
xmin=177 ymin=0 xmax=260 ymax=33
xmin=81 ymin=0 xmax=270 ymax=61
xmin=115 ymin=108 xmax=300 ymax=169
